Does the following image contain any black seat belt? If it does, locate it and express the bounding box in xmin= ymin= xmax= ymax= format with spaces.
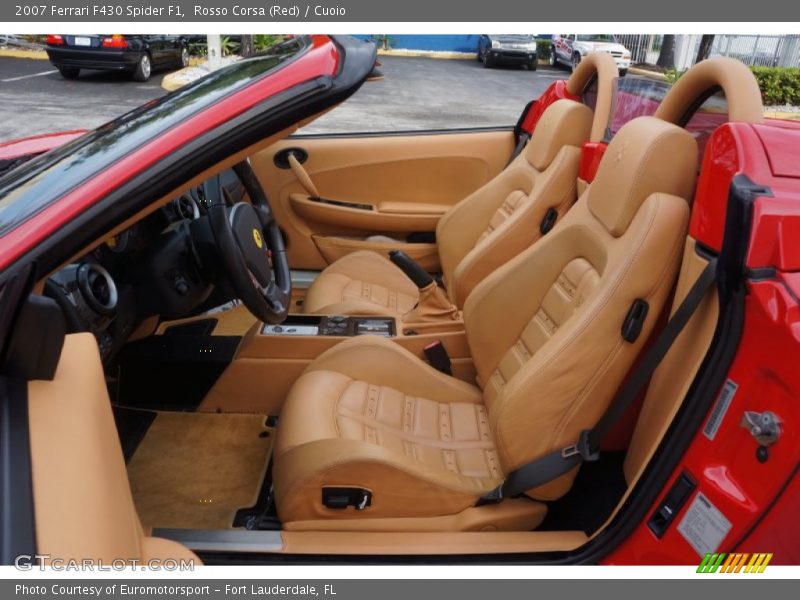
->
xmin=478 ymin=258 xmax=718 ymax=505
xmin=507 ymin=99 xmax=536 ymax=165
xmin=507 ymin=131 xmax=531 ymax=166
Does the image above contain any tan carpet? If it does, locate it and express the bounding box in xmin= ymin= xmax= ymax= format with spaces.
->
xmin=127 ymin=411 xmax=272 ymax=530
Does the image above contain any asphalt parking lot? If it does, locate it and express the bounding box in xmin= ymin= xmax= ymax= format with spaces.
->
xmin=0 ymin=54 xmax=579 ymax=141
xmin=0 ymin=56 xmax=165 ymax=141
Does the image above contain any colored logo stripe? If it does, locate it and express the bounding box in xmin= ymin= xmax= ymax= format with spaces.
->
xmin=698 ymin=553 xmax=773 ymax=573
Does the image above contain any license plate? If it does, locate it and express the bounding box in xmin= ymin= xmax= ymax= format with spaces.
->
xmin=74 ymin=37 xmax=92 ymax=47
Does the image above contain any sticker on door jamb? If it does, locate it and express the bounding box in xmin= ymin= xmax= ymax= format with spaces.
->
xmin=677 ymin=492 xmax=732 ymax=557
xmin=703 ymin=379 xmax=738 ymax=441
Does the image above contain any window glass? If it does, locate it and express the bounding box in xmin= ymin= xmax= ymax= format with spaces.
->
xmin=684 ymin=91 xmax=729 ymax=156
xmin=300 ymin=53 xmax=545 ymax=134
xmin=607 ymin=77 xmax=728 ymax=157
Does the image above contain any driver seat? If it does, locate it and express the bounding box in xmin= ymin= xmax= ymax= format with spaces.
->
xmin=301 ymin=98 xmax=594 ymax=317
xmin=273 ymin=115 xmax=697 ymax=526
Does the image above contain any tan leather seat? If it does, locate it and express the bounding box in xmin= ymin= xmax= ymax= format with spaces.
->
xmin=302 ymin=99 xmax=594 ymax=318
xmin=274 ymin=116 xmax=698 ymax=525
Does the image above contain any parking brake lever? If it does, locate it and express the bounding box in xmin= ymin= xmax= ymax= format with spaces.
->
xmin=389 ymin=250 xmax=434 ymax=289
xmin=287 ymin=152 xmax=320 ymax=199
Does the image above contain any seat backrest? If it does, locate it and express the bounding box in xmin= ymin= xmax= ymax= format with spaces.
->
xmin=27 ymin=333 xmax=199 ymax=564
xmin=436 ymin=99 xmax=593 ymax=308
xmin=463 ymin=116 xmax=698 ymax=500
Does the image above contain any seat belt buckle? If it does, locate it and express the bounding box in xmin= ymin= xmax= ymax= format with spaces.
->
xmin=475 ymin=484 xmax=504 ymax=506
xmin=424 ymin=340 xmax=452 ymax=375
xmin=561 ymin=430 xmax=600 ymax=462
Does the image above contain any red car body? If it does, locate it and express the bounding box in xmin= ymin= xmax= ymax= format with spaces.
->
xmin=0 ymin=130 xmax=86 ymax=162
xmin=0 ymin=36 xmax=797 ymax=565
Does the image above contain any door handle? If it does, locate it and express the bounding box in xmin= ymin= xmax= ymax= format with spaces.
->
xmin=287 ymin=152 xmax=320 ymax=199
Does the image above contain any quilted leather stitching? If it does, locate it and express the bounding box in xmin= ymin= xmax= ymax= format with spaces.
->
xmin=334 ymin=380 xmax=502 ymax=479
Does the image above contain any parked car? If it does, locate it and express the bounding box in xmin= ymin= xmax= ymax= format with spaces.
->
xmin=0 ymin=37 xmax=798 ymax=567
xmin=551 ymin=34 xmax=631 ymax=75
xmin=45 ymin=34 xmax=189 ymax=82
xmin=477 ymin=34 xmax=538 ymax=69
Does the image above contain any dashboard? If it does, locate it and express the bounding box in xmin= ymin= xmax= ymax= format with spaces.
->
xmin=44 ymin=170 xmax=246 ymax=361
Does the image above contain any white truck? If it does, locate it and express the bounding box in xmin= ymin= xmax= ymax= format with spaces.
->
xmin=550 ymin=34 xmax=632 ymax=76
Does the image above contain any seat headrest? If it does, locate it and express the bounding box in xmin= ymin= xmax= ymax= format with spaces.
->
xmin=526 ymin=99 xmax=593 ymax=171
xmin=587 ymin=116 xmax=698 ymax=237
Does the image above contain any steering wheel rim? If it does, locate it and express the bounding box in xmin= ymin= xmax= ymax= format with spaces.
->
xmin=205 ymin=163 xmax=291 ymax=325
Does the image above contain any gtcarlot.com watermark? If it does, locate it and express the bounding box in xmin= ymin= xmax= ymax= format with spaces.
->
xmin=14 ymin=555 xmax=195 ymax=572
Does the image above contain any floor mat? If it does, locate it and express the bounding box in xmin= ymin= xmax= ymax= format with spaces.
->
xmin=127 ymin=411 xmax=273 ymax=530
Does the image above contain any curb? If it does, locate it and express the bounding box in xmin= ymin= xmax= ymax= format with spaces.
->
xmin=627 ymin=66 xmax=669 ymax=81
xmin=763 ymin=110 xmax=800 ymax=121
xmin=160 ymin=57 xmax=227 ymax=91
xmin=161 ymin=68 xmax=193 ymax=91
xmin=377 ymin=48 xmax=475 ymax=60
xmin=377 ymin=48 xmax=549 ymax=65
xmin=0 ymin=48 xmax=48 ymax=60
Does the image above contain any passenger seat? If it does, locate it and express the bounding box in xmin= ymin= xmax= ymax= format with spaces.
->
xmin=302 ymin=98 xmax=593 ymax=319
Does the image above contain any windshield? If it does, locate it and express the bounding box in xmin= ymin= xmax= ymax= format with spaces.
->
xmin=0 ymin=37 xmax=309 ymax=237
xmin=577 ymin=35 xmax=618 ymax=43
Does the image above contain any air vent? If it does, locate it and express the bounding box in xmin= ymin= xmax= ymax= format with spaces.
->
xmin=77 ymin=263 xmax=118 ymax=316
xmin=176 ymin=194 xmax=200 ymax=220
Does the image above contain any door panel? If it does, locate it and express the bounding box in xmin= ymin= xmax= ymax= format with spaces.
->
xmin=251 ymin=129 xmax=515 ymax=270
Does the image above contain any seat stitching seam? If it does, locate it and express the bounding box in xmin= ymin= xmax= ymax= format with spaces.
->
xmin=337 ymin=406 xmax=495 ymax=450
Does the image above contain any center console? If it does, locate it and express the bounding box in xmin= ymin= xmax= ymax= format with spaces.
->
xmin=261 ymin=315 xmax=395 ymax=338
xmin=153 ymin=306 xmax=471 ymax=417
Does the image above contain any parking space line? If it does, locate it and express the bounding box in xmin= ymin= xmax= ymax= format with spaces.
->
xmin=1 ymin=69 xmax=58 ymax=83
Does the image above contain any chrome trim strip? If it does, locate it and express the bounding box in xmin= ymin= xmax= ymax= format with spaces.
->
xmin=152 ymin=528 xmax=283 ymax=553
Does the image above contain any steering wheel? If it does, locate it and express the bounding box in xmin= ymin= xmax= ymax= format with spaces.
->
xmin=204 ymin=162 xmax=291 ymax=325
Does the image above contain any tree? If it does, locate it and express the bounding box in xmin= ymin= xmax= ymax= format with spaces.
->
xmin=657 ymin=34 xmax=676 ymax=69
xmin=695 ymin=35 xmax=715 ymax=64
xmin=240 ymin=35 xmax=254 ymax=58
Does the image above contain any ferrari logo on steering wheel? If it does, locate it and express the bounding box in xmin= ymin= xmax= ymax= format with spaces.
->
xmin=252 ymin=228 xmax=264 ymax=249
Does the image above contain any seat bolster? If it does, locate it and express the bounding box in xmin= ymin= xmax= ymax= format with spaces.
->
xmin=303 ymin=336 xmax=483 ymax=405
xmin=451 ymin=146 xmax=581 ymax=306
xmin=436 ymin=168 xmax=531 ymax=300
xmin=274 ymin=438 xmax=496 ymax=523
xmin=274 ymin=369 xmax=352 ymax=457
xmin=302 ymin=250 xmax=418 ymax=316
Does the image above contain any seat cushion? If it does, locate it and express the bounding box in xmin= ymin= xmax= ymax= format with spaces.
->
xmin=302 ymin=250 xmax=419 ymax=318
xmin=273 ymin=337 xmax=501 ymax=523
